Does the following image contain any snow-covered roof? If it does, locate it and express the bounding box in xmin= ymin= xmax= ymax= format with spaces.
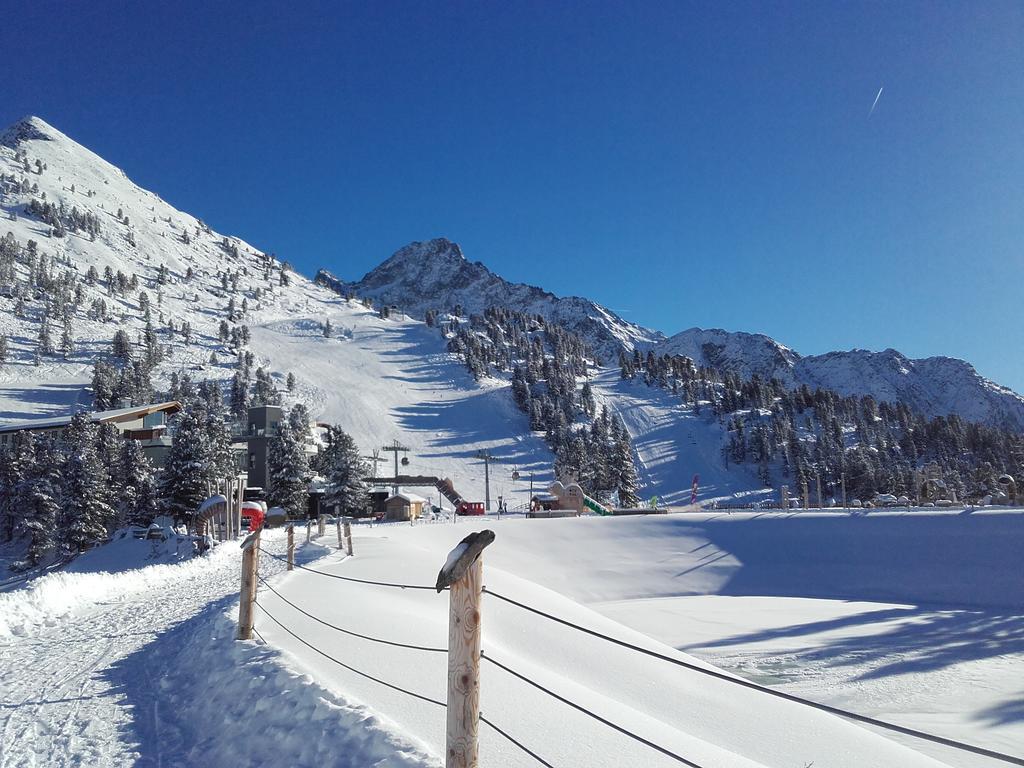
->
xmin=387 ymin=492 xmax=427 ymax=504
xmin=0 ymin=401 xmax=181 ymax=434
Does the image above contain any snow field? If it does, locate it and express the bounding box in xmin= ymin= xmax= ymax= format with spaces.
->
xmin=253 ymin=514 xmax=983 ymax=767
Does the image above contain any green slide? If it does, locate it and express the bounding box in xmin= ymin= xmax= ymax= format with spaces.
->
xmin=583 ymin=495 xmax=611 ymax=515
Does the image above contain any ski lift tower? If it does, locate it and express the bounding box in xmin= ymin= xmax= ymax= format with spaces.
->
xmin=382 ymin=440 xmax=410 ymax=495
xmin=476 ymin=449 xmax=495 ymax=511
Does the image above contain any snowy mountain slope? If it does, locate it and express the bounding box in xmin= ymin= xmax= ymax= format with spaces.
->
xmin=0 ymin=117 xmax=551 ymax=502
xmin=657 ymin=327 xmax=1024 ymax=431
xmin=327 ymin=235 xmax=1024 ymax=432
xmin=794 ymin=348 xmax=1024 ymax=430
xmin=318 ymin=237 xmax=665 ymax=361
xmin=590 ymin=366 xmax=769 ymax=505
xmin=657 ymin=327 xmax=800 ymax=384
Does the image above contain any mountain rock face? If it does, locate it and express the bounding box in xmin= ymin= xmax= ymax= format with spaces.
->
xmin=657 ymin=328 xmax=1024 ymax=431
xmin=323 ymin=238 xmax=665 ymax=361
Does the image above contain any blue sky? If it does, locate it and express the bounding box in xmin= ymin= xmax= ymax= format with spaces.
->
xmin=2 ymin=1 xmax=1022 ymax=390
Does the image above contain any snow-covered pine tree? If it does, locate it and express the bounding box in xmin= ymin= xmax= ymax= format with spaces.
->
xmin=319 ymin=425 xmax=368 ymax=515
xmin=120 ymin=438 xmax=158 ymax=527
xmin=18 ymin=434 xmax=61 ymax=565
xmin=60 ymin=318 xmax=74 ymax=359
xmin=59 ymin=413 xmax=115 ymax=553
xmin=95 ymin=422 xmax=124 ymax=509
xmin=160 ymin=410 xmax=214 ymax=522
xmin=229 ymin=370 xmax=250 ymax=419
xmin=251 ymin=367 xmax=280 ymax=406
xmin=0 ymin=431 xmax=35 ymax=543
xmin=267 ymin=418 xmax=310 ymax=516
xmin=611 ymin=420 xmax=640 ymax=507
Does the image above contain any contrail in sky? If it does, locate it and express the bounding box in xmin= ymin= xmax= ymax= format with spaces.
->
xmin=869 ymin=86 xmax=884 ymax=117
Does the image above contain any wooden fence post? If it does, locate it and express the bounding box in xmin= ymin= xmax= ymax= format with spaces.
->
xmin=306 ymin=520 xmax=312 ymax=543
xmin=435 ymin=530 xmax=496 ymax=768
xmin=318 ymin=514 xmax=326 ymax=538
xmin=287 ymin=523 xmax=295 ymax=571
xmin=336 ymin=516 xmax=343 ymax=548
xmin=343 ymin=519 xmax=353 ymax=556
xmin=237 ymin=528 xmax=261 ymax=640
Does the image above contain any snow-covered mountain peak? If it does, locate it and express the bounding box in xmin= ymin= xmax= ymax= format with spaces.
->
xmin=0 ymin=115 xmax=59 ymax=147
xmin=334 ymin=238 xmax=665 ymax=360
xmin=659 ymin=327 xmax=801 ymax=381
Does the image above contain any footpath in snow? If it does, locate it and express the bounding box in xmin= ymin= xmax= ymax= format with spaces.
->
xmin=0 ymin=529 xmax=435 ymax=768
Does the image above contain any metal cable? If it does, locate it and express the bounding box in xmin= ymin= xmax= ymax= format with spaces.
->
xmin=483 ymin=588 xmax=1024 ymax=766
xmin=262 ymin=550 xmax=438 ymax=590
xmin=257 ymin=574 xmax=446 ymax=653
xmin=254 ymin=601 xmax=446 ymax=707
xmin=480 ymin=713 xmax=556 ymax=767
xmin=482 ymin=651 xmax=705 ymax=768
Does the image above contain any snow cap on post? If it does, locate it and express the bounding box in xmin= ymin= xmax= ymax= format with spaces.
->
xmin=436 ymin=530 xmax=495 ymax=592
xmin=240 ymin=529 xmax=260 ymax=551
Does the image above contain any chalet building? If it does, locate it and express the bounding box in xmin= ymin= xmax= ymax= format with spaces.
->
xmin=0 ymin=401 xmax=182 ymax=468
xmin=384 ymin=492 xmax=426 ymax=521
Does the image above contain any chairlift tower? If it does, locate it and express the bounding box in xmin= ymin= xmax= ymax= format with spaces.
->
xmin=476 ymin=449 xmax=495 ymax=511
xmin=382 ymin=440 xmax=410 ymax=495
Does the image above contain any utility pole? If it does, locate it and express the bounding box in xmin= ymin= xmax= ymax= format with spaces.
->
xmin=816 ymin=472 xmax=823 ymax=510
xmin=382 ymin=440 xmax=409 ymax=496
xmin=476 ymin=450 xmax=494 ymax=511
xmin=841 ymin=472 xmax=848 ymax=511
xmin=802 ymin=479 xmax=809 ymax=511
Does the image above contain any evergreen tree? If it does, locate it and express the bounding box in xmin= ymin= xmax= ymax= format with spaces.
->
xmin=267 ymin=418 xmax=310 ymax=516
xmin=320 ymin=426 xmax=368 ymax=515
xmin=18 ymin=435 xmax=60 ymax=565
xmin=251 ymin=367 xmax=280 ymax=405
xmin=230 ymin=370 xmax=250 ymax=419
xmin=611 ymin=424 xmax=640 ymax=507
xmin=59 ymin=414 xmax=115 ymax=553
xmin=120 ymin=439 xmax=158 ymax=527
xmin=160 ymin=411 xmax=214 ymax=521
xmin=0 ymin=432 xmax=35 ymax=543
xmin=60 ymin=319 xmax=74 ymax=359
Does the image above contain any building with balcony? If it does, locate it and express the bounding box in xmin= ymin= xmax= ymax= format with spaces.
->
xmin=0 ymin=401 xmax=182 ymax=468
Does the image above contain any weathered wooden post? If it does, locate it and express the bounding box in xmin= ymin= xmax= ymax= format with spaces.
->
xmin=318 ymin=514 xmax=326 ymax=538
xmin=287 ymin=523 xmax=295 ymax=571
xmin=237 ymin=527 xmax=261 ymax=640
xmin=336 ymin=516 xmax=343 ymax=548
xmin=343 ymin=519 xmax=353 ymax=556
xmin=306 ymin=520 xmax=312 ymax=543
xmin=435 ymin=530 xmax=496 ymax=768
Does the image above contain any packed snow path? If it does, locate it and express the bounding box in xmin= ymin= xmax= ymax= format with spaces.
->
xmin=0 ymin=531 xmax=434 ymax=768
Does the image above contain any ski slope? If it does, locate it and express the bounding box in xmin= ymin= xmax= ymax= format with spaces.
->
xmin=592 ymin=367 xmax=769 ymax=505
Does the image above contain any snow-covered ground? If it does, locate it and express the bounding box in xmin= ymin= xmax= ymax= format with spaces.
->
xmin=2 ymin=510 xmax=1020 ymax=767
xmin=0 ymin=530 xmax=435 ymax=768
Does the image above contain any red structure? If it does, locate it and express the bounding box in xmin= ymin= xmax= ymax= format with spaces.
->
xmin=456 ymin=501 xmax=485 ymax=516
xmin=241 ymin=501 xmax=265 ymax=530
